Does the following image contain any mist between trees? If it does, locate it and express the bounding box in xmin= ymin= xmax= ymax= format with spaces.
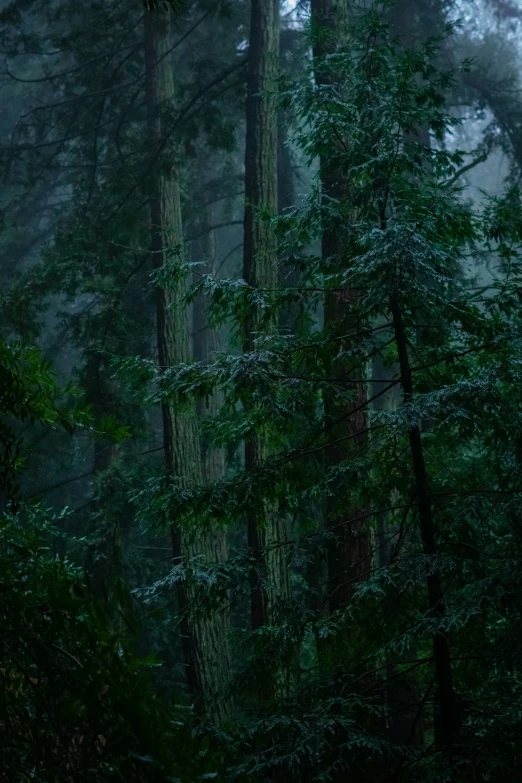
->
xmin=2 ymin=0 xmax=522 ymax=780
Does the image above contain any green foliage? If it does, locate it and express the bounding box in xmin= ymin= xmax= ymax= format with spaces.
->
xmin=131 ymin=5 xmax=522 ymax=779
xmin=0 ymin=340 xmax=84 ymax=508
xmin=0 ymin=341 xmax=215 ymax=780
xmin=4 ymin=0 xmax=522 ymax=781
xmin=0 ymin=505 xmax=200 ymax=782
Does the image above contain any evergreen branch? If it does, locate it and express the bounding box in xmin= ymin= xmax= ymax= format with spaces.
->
xmin=411 ymin=341 xmax=496 ymax=373
xmin=442 ymin=152 xmax=488 ymax=189
xmin=2 ymin=40 xmax=143 ymax=84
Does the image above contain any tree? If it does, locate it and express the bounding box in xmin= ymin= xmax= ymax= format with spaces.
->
xmin=309 ymin=0 xmax=372 ymax=629
xmin=144 ymin=7 xmax=232 ymax=723
xmin=242 ymin=0 xmax=296 ymax=698
xmin=218 ymin=7 xmax=522 ymax=777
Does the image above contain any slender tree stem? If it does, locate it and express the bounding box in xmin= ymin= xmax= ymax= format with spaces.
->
xmin=389 ymin=289 xmax=459 ymax=757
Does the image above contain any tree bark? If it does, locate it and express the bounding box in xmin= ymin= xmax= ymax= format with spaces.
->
xmin=144 ymin=10 xmax=231 ymax=725
xmin=192 ymin=196 xmax=232 ymax=717
xmin=243 ymin=0 xmax=294 ymax=698
xmin=310 ymin=0 xmax=371 ymax=617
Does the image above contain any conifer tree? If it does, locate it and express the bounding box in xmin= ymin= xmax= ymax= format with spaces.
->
xmin=309 ymin=0 xmax=372 ymax=624
xmin=144 ymin=7 xmax=231 ymax=723
xmin=242 ymin=0 xmax=295 ymax=697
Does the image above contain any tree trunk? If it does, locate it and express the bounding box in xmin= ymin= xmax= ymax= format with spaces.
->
xmin=243 ymin=0 xmax=294 ymax=698
xmin=389 ymin=290 xmax=459 ymax=758
xmin=193 ymin=206 xmax=225 ymax=482
xmin=192 ymin=197 xmax=232 ymax=717
xmin=310 ymin=0 xmax=371 ymax=618
xmin=384 ymin=5 xmax=434 ymax=745
xmin=372 ymin=348 xmax=426 ymax=755
xmin=144 ymin=10 xmax=231 ymax=725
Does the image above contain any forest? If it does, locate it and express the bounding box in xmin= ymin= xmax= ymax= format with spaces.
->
xmin=2 ymin=0 xmax=522 ymax=779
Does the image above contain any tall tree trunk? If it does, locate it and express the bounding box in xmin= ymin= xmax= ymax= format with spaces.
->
xmin=372 ymin=349 xmax=426 ymax=755
xmin=310 ymin=0 xmax=370 ymax=618
xmin=192 ymin=197 xmax=232 ymax=716
xmin=389 ymin=290 xmax=459 ymax=758
xmin=144 ymin=10 xmax=231 ymax=725
xmin=385 ymin=4 xmax=434 ymax=747
xmin=243 ymin=0 xmax=294 ymax=698
xmin=193 ymin=205 xmax=225 ymax=482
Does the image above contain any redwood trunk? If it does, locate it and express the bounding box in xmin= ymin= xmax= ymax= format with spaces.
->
xmin=310 ymin=0 xmax=371 ymax=616
xmin=243 ymin=0 xmax=294 ymax=697
xmin=144 ymin=10 xmax=231 ymax=724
